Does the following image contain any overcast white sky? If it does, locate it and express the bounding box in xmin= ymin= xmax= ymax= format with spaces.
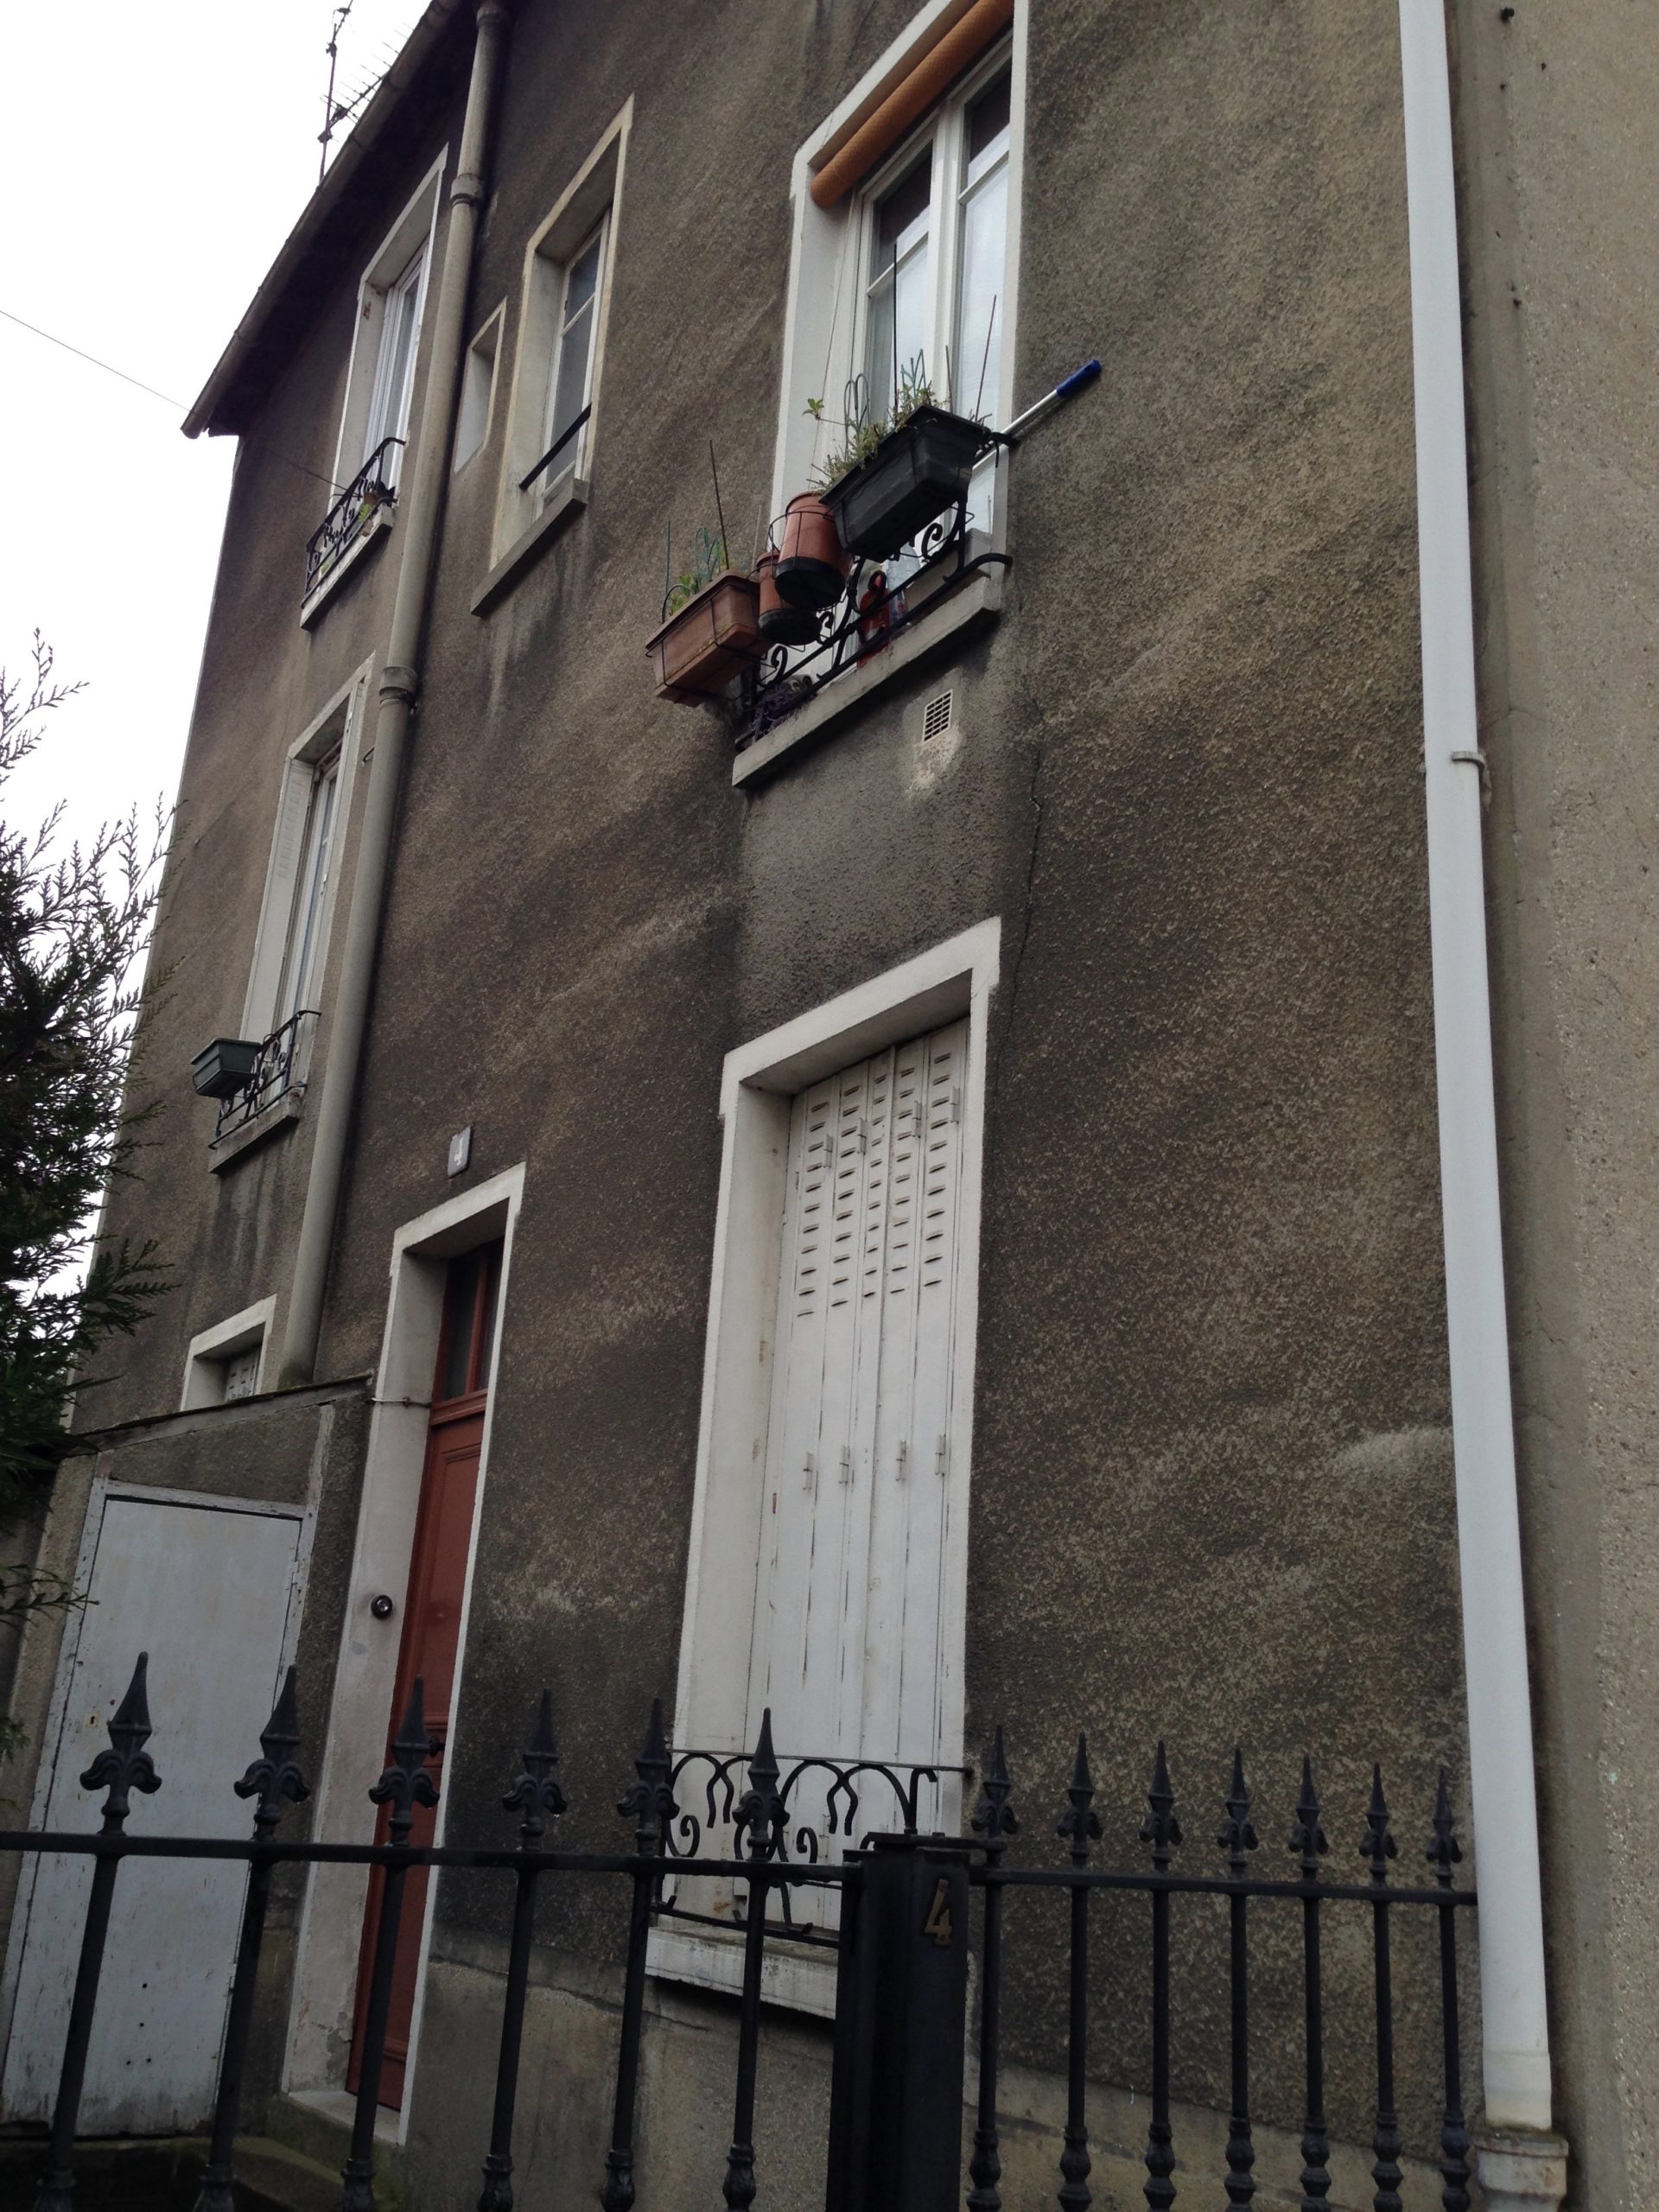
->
xmin=1 ymin=2 xmax=424 ymax=853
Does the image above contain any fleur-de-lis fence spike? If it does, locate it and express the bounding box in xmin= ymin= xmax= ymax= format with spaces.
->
xmin=368 ymin=1677 xmax=440 ymax=1840
xmin=1139 ymin=1738 xmax=1182 ymax=1871
xmin=35 ymin=1659 xmax=164 ymax=2212
xmin=1426 ymin=1766 xmax=1463 ymax=1886
xmin=1361 ymin=1764 xmax=1398 ymax=1885
xmin=1217 ymin=1749 xmax=1258 ymax=2212
xmin=79 ymin=1652 xmax=162 ymax=1830
xmin=232 ymin=1666 xmax=309 ymax=1837
xmin=195 ymin=1670 xmax=310 ymax=2212
xmin=1288 ymin=1758 xmax=1332 ymax=2212
xmin=616 ymin=1696 xmax=677 ymax=1854
xmin=1217 ymin=1745 xmax=1259 ymax=1873
xmin=1288 ymin=1755 xmax=1329 ymax=1878
xmin=971 ymin=1724 xmax=1019 ymax=1856
xmin=969 ymin=1728 xmax=1016 ymax=2212
xmin=1425 ymin=1770 xmax=1470 ymax=2212
xmin=734 ymin=1708 xmax=786 ymax=1864
xmin=502 ymin=1688 xmax=567 ymax=1846
xmin=1056 ymin=1734 xmax=1102 ymax=1866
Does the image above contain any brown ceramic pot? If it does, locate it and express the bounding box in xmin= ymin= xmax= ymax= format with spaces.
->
xmin=773 ymin=492 xmax=849 ymax=612
xmin=756 ymin=547 xmax=821 ymax=646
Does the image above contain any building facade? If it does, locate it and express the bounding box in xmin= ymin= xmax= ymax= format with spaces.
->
xmin=1 ymin=3 xmax=1652 ymax=2209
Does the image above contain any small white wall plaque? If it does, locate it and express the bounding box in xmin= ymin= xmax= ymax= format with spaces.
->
xmin=447 ymin=1126 xmax=473 ymax=1178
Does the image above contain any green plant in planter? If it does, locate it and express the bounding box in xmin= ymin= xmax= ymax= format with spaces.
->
xmin=805 ymin=357 xmax=939 ymax=491
xmin=661 ymin=524 xmax=729 ymax=619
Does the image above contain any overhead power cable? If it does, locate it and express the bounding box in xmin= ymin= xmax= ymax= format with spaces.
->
xmin=0 ymin=307 xmax=346 ymax=494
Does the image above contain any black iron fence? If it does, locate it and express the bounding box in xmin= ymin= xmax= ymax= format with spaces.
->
xmin=302 ymin=438 xmax=404 ymax=602
xmin=1 ymin=1657 xmax=1476 ymax=2212
xmin=741 ymin=483 xmax=1012 ymax=756
xmin=210 ymin=1009 xmax=316 ymax=1144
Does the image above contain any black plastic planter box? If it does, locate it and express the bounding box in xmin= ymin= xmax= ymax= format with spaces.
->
xmin=191 ymin=1036 xmax=262 ymax=1100
xmin=820 ymin=406 xmax=989 ymax=560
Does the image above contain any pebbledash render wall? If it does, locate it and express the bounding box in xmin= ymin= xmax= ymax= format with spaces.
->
xmin=1455 ymin=3 xmax=1659 ymax=2209
xmin=24 ymin=0 xmax=1643 ymax=2202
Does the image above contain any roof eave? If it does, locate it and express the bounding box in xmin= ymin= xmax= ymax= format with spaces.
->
xmin=182 ymin=0 xmax=467 ymax=439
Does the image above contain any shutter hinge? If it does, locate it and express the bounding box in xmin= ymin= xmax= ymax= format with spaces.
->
xmin=839 ymin=1444 xmax=854 ymax=1486
xmin=895 ymin=1439 xmax=909 ymax=1482
xmin=803 ymin=1452 xmax=816 ymax=1493
xmin=951 ymin=1084 xmax=962 ymax=1124
xmin=935 ymin=1433 xmax=949 ymax=1479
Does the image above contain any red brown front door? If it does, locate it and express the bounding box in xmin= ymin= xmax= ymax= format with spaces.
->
xmin=348 ymin=1241 xmax=501 ymax=2107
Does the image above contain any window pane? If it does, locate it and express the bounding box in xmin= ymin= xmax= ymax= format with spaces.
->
xmin=967 ymin=68 xmax=1012 ymax=164
xmin=866 ymin=153 xmax=932 ymax=417
xmin=563 ymin=235 xmax=601 ymax=327
xmin=438 ymin=1252 xmax=482 ymax=1401
xmin=542 ymin=235 xmax=604 ymax=498
xmin=954 ymin=159 xmax=1007 ymax=425
xmin=369 ymin=245 xmax=425 ymax=463
xmin=278 ymin=757 xmax=339 ymax=1026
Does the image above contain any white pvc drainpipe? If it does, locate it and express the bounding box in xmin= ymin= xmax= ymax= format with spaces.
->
xmin=1396 ymin=0 xmax=1557 ymax=2152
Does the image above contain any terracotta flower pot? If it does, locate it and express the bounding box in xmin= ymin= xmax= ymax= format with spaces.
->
xmin=645 ymin=570 xmax=763 ymax=702
xmin=756 ymin=548 xmax=822 ymax=646
xmin=773 ymin=492 xmax=849 ymax=612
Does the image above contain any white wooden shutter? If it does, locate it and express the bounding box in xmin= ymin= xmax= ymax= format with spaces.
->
xmin=746 ymin=1019 xmax=969 ymax=1854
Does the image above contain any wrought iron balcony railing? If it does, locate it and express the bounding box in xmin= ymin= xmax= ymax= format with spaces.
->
xmin=212 ymin=1008 xmax=316 ymax=1144
xmin=741 ymin=474 xmax=1012 ymax=755
xmin=302 ymin=436 xmax=404 ymax=603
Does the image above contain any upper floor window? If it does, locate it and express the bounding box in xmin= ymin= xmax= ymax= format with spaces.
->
xmin=772 ymin=12 xmax=1023 ymax=550
xmin=855 ymin=57 xmax=1012 ymax=518
xmin=537 ymin=219 xmax=607 ymax=507
xmin=362 ymin=238 xmax=429 ymax=492
xmin=305 ymin=157 xmax=443 ymax=608
xmin=492 ymin=105 xmax=631 ymax=573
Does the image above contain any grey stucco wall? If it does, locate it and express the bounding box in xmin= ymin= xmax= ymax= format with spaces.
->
xmin=1459 ymin=2 xmax=1659 ymax=2206
xmin=81 ymin=0 xmax=1478 ymax=2178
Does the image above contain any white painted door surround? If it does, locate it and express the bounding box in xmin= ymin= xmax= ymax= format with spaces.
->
xmin=656 ymin=920 xmax=999 ymax=2005
xmin=283 ymin=1164 xmax=524 ymax=2139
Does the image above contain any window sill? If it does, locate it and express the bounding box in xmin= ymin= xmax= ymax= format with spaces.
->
xmin=732 ymin=564 xmax=1004 ymax=789
xmin=300 ymin=504 xmax=394 ymax=629
xmin=210 ymin=1086 xmax=304 ymax=1173
xmin=646 ymin=1922 xmax=836 ymax=2019
xmin=471 ymin=476 xmax=590 ymax=616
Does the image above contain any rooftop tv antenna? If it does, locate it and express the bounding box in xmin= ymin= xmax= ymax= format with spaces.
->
xmin=319 ymin=3 xmax=358 ymax=182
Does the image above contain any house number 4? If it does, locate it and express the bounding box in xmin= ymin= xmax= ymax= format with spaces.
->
xmin=922 ymin=1877 xmax=954 ymax=1948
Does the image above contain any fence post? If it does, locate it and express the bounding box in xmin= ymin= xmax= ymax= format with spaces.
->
xmin=825 ymin=1833 xmax=970 ymax=2212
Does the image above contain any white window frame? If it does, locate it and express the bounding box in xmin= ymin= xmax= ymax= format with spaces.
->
xmin=493 ymin=102 xmax=632 ymax=563
xmin=329 ymin=155 xmax=446 ymax=504
xmin=657 ymin=918 xmax=1001 ymax=2013
xmin=771 ymin=3 xmax=1027 ymax=537
xmin=181 ymin=1297 xmax=276 ymax=1410
xmin=452 ymin=302 xmax=505 ymax=474
xmin=241 ymin=664 xmax=372 ymax=1051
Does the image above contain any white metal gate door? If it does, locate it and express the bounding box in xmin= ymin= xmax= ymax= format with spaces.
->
xmin=1 ymin=1491 xmax=303 ymax=2133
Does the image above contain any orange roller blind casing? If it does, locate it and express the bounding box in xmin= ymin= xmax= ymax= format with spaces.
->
xmin=809 ymin=0 xmax=1014 ymax=210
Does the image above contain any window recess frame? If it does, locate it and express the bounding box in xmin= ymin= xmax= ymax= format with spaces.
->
xmin=452 ymin=302 xmax=505 ymax=474
xmin=181 ymin=1298 xmax=277 ymax=1410
xmin=240 ymin=664 xmax=372 ymax=1057
xmin=328 ymin=154 xmax=446 ymax=510
xmin=657 ymin=919 xmax=1001 ymax=2012
xmin=771 ymin=3 xmax=1027 ymax=534
xmin=492 ymin=102 xmax=632 ymax=568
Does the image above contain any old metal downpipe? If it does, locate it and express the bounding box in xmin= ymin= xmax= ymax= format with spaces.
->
xmin=278 ymin=0 xmax=512 ymax=1388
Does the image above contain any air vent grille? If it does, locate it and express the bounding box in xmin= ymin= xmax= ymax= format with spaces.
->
xmin=922 ymin=690 xmax=954 ymax=744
